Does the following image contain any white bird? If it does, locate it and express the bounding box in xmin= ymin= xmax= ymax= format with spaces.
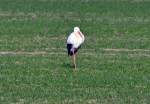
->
xmin=67 ymin=27 xmax=85 ymax=70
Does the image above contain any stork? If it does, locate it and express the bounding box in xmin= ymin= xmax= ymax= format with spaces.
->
xmin=67 ymin=27 xmax=85 ymax=70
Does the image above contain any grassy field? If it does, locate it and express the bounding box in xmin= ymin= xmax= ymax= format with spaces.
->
xmin=0 ymin=0 xmax=150 ymax=103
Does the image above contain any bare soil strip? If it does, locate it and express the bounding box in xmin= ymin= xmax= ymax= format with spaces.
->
xmin=0 ymin=51 xmax=65 ymax=55
xmin=103 ymin=48 xmax=150 ymax=52
xmin=0 ymin=48 xmax=149 ymax=56
xmin=44 ymin=48 xmax=150 ymax=52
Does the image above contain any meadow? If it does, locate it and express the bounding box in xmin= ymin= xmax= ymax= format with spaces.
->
xmin=0 ymin=0 xmax=150 ymax=103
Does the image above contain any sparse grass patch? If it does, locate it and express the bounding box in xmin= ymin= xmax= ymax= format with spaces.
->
xmin=0 ymin=0 xmax=150 ymax=103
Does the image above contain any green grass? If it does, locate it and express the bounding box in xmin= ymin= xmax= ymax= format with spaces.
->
xmin=0 ymin=0 xmax=150 ymax=103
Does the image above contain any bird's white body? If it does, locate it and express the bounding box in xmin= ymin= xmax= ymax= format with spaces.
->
xmin=67 ymin=28 xmax=85 ymax=48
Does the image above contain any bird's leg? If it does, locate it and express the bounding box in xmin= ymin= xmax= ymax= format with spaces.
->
xmin=72 ymin=50 xmax=76 ymax=70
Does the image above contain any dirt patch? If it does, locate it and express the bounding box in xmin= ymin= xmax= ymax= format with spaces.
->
xmin=103 ymin=48 xmax=150 ymax=52
xmin=0 ymin=48 xmax=149 ymax=57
